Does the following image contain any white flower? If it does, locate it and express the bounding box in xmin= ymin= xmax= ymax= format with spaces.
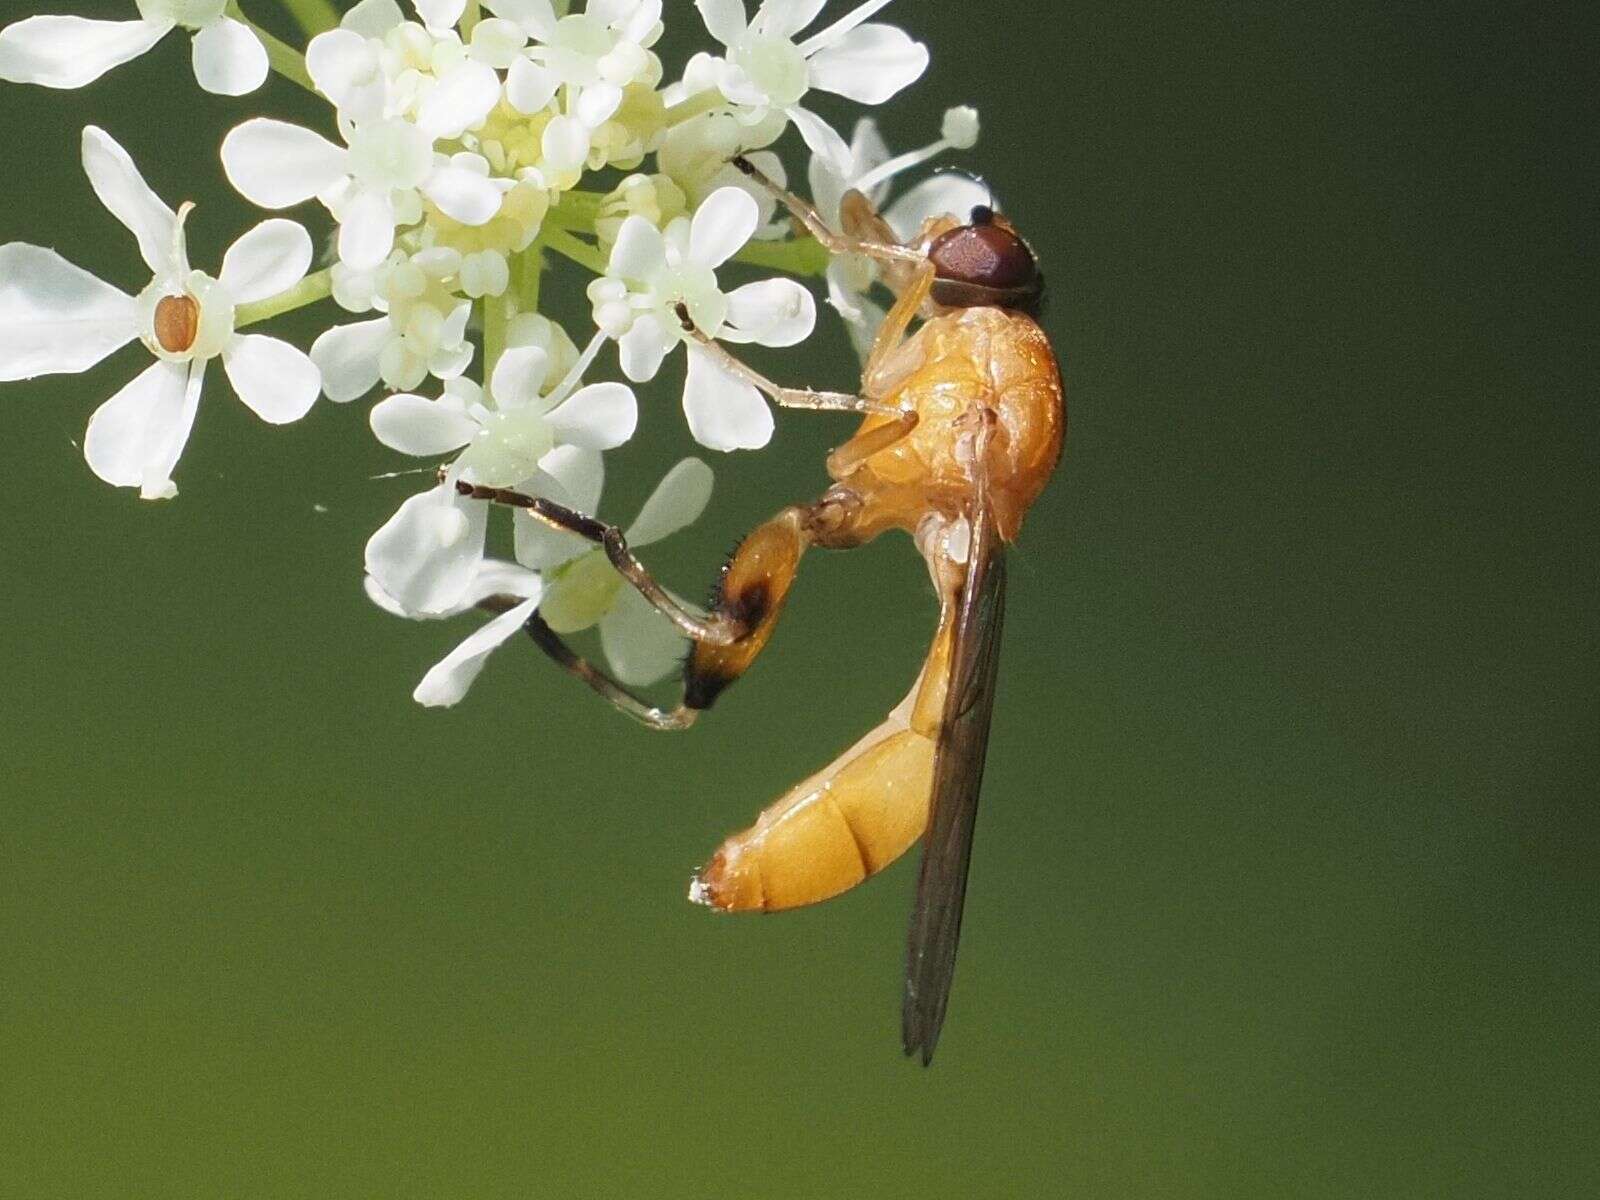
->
xmin=308 ymin=8 xmax=504 ymax=137
xmin=691 ymin=0 xmax=928 ymax=172
xmin=313 ymin=247 xmax=476 ymax=399
xmin=586 ymin=187 xmax=816 ymax=452
xmin=810 ymin=108 xmax=989 ymax=358
xmin=519 ymin=454 xmax=713 ymax=685
xmin=0 ymin=127 xmax=320 ymax=499
xmin=364 ymin=331 xmax=637 ymax=615
xmin=222 ymin=116 xmax=506 ymax=270
xmin=656 ymin=111 xmax=789 ymax=235
xmin=369 ymin=454 xmax=715 ymax=706
xmin=365 ymin=557 xmax=546 ymax=708
xmin=0 ymin=1 xmax=267 ymax=96
xmin=491 ymin=0 xmax=664 ymax=129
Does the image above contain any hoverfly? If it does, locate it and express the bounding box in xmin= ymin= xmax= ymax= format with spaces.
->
xmin=461 ymin=159 xmax=1064 ymax=1064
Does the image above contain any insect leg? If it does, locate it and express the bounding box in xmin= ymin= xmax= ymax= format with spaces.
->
xmin=863 ymin=259 xmax=938 ymax=391
xmin=826 ymin=409 xmax=920 ymax=478
xmin=673 ymin=305 xmax=898 ymax=417
xmin=731 ymin=156 xmax=925 ymax=269
xmin=453 ymin=481 xmax=744 ymax=647
xmin=517 ymin=606 xmax=698 ymax=731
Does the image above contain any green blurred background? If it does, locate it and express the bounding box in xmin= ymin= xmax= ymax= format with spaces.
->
xmin=1 ymin=1 xmax=1594 ymax=1195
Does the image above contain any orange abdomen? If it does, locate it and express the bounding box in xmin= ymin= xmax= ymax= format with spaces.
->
xmin=691 ymin=611 xmax=957 ymax=913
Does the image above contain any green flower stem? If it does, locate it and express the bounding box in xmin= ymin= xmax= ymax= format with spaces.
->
xmin=460 ymin=1 xmax=482 ymax=37
xmin=518 ymin=244 xmax=545 ymax=313
xmin=734 ymin=237 xmax=832 ymax=278
xmin=482 ymin=288 xmax=512 ymax=384
xmin=548 ymin=191 xmax=605 ymax=227
xmin=226 ymin=5 xmax=316 ymax=92
xmin=663 ymin=89 xmax=726 ymax=128
xmin=235 ymin=269 xmax=333 ymax=329
xmin=273 ymin=0 xmax=339 ymax=37
xmin=542 ymin=227 xmax=610 ymax=275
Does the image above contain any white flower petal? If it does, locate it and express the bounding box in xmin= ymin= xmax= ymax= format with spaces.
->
xmin=607 ymin=215 xmax=666 ymax=281
xmin=689 ymin=186 xmax=759 ymax=268
xmin=414 ymin=594 xmax=542 ymax=708
xmin=618 ymin=313 xmax=674 ymax=383
xmin=626 ymin=457 xmax=714 ymax=546
xmin=574 ymin=82 xmax=624 ymax=128
xmin=826 ymin=258 xmax=885 ymax=364
xmin=683 ymin=343 xmax=773 ymax=451
xmin=419 ymin=162 xmax=502 ymax=226
xmin=80 ymin=126 xmax=175 ymax=275
xmin=541 ymin=115 xmax=591 ymax=174
xmin=365 ymin=482 xmax=489 ymax=615
xmin=540 ymin=444 xmax=606 ymax=514
xmin=343 ymin=0 xmax=407 ymax=38
xmin=191 ymin=16 xmax=267 ymax=96
xmin=722 ymin=277 xmax=816 ymax=347
xmin=470 ymin=18 xmax=527 ymax=69
xmin=337 ymin=187 xmax=396 ymax=269
xmin=413 ymin=0 xmax=468 ymax=32
xmin=82 ymin=359 xmax=200 ymax=500
xmin=505 ymin=56 xmax=558 ymax=113
xmin=885 ymin=173 xmax=993 ymax=240
xmin=370 ymin=391 xmax=477 ymax=456
xmin=609 ymin=0 xmax=662 ymax=44
xmin=219 ymin=219 xmax=313 ymax=305
xmin=797 ymin=0 xmax=895 ymax=53
xmin=369 ymin=558 xmax=540 ymax=620
xmin=0 ymin=16 xmax=169 ymax=90
xmin=310 ymin=318 xmax=389 ymax=402
xmin=417 ymin=60 xmax=501 ymax=138
xmin=0 ymin=243 xmax=136 ymax=381
xmin=365 ymin=573 xmax=412 ymax=619
xmin=807 ymin=22 xmax=928 ymax=104
xmin=307 ymin=29 xmax=385 ymax=123
xmin=600 ymin=586 xmax=686 ymax=687
xmin=809 ymin=116 xmax=887 ymax=223
xmin=756 ymin=0 xmax=827 ymax=40
xmin=490 ymin=345 xmax=551 ymax=407
xmin=513 ymin=446 xmax=604 ymax=568
xmin=222 ymin=334 xmax=321 ymax=424
xmin=467 ymin=559 xmax=545 ymax=605
xmin=222 ymin=119 xmax=348 ymax=209
xmin=488 ymin=0 xmax=558 ymax=39
xmin=786 ymin=105 xmax=851 ymax=175
xmin=694 ymin=0 xmax=747 ymax=46
xmin=545 ymin=382 xmax=638 ymax=450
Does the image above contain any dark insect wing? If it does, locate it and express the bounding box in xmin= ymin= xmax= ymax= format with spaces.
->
xmin=901 ymin=500 xmax=1008 ymax=1065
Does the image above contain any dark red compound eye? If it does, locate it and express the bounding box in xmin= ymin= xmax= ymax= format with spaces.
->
xmin=928 ymin=221 xmax=1038 ymax=293
xmin=926 ymin=212 xmax=1043 ymax=313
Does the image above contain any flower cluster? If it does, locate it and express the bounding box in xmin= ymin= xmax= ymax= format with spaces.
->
xmin=0 ymin=0 xmax=986 ymax=707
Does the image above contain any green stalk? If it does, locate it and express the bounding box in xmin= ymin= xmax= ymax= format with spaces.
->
xmin=548 ymin=190 xmax=606 ymax=228
xmin=734 ymin=237 xmax=832 ymax=278
xmin=542 ymin=227 xmax=610 ymax=275
xmin=273 ymin=0 xmax=340 ymax=37
xmin=226 ymin=4 xmax=316 ymax=92
xmin=518 ymin=244 xmax=545 ymax=314
xmin=460 ymin=1 xmax=482 ymax=37
xmin=235 ymin=269 xmax=334 ymax=329
xmin=482 ymin=285 xmax=513 ymax=385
